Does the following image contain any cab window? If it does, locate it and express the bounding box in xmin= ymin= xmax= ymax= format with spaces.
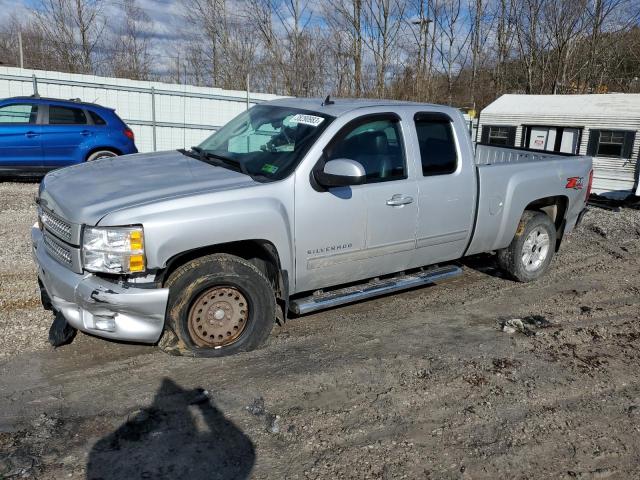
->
xmin=415 ymin=116 xmax=458 ymax=176
xmin=326 ymin=116 xmax=406 ymax=183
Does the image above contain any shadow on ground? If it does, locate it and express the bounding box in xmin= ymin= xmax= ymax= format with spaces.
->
xmin=86 ymin=378 xmax=255 ymax=480
xmin=458 ymin=252 xmax=507 ymax=278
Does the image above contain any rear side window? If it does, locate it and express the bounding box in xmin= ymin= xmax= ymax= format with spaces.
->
xmin=0 ymin=104 xmax=38 ymax=124
xmin=89 ymin=110 xmax=106 ymax=125
xmin=48 ymin=106 xmax=87 ymax=125
xmin=415 ymin=116 xmax=458 ymax=176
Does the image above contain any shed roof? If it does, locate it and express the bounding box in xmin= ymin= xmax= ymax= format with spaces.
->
xmin=483 ymin=94 xmax=640 ymax=117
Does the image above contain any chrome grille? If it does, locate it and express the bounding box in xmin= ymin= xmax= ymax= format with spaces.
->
xmin=40 ymin=209 xmax=72 ymax=242
xmin=43 ymin=231 xmax=73 ymax=267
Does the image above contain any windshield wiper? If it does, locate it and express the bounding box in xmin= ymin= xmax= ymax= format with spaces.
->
xmin=203 ymin=151 xmax=250 ymax=177
xmin=178 ymin=146 xmax=210 ymax=163
xmin=178 ymin=147 xmax=250 ymax=177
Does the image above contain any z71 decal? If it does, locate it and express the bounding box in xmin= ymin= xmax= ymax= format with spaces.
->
xmin=565 ymin=177 xmax=584 ymax=190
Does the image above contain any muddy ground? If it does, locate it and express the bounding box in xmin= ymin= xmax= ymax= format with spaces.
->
xmin=1 ymin=180 xmax=640 ymax=479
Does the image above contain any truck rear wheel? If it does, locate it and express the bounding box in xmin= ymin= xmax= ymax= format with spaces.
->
xmin=496 ymin=211 xmax=556 ymax=282
xmin=160 ymin=253 xmax=276 ymax=357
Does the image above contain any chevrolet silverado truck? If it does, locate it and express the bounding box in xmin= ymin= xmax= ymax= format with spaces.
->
xmin=32 ymin=98 xmax=592 ymax=356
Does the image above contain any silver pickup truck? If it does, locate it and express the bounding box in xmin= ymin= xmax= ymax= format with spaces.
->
xmin=32 ymin=98 xmax=592 ymax=356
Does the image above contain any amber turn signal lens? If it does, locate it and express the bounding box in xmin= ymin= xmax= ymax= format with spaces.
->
xmin=129 ymin=230 xmax=144 ymax=251
xmin=129 ymin=254 xmax=145 ymax=272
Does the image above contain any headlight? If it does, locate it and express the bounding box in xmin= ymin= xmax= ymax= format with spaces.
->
xmin=82 ymin=226 xmax=145 ymax=274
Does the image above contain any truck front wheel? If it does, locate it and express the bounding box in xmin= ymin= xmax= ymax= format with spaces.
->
xmin=497 ymin=211 xmax=557 ymax=282
xmin=160 ymin=253 xmax=276 ymax=357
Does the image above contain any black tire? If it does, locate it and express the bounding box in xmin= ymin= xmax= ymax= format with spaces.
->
xmin=86 ymin=150 xmax=118 ymax=161
xmin=496 ymin=210 xmax=557 ymax=282
xmin=160 ymin=254 xmax=276 ymax=357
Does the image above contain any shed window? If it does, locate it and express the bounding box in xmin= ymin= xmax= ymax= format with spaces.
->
xmin=587 ymin=129 xmax=636 ymax=159
xmin=522 ymin=126 xmax=582 ymax=154
xmin=481 ymin=125 xmax=516 ymax=147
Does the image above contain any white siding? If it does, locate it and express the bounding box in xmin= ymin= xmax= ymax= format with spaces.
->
xmin=478 ymin=94 xmax=640 ymax=199
xmin=0 ymin=66 xmax=284 ymax=153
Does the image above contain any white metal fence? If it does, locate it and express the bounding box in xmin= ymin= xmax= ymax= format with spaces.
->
xmin=0 ymin=66 xmax=283 ymax=152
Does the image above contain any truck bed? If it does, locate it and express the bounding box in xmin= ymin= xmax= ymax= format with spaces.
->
xmin=466 ymin=143 xmax=592 ymax=257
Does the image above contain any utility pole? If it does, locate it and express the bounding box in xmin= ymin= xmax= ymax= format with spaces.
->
xmin=411 ymin=16 xmax=432 ymax=101
xmin=246 ymin=73 xmax=250 ymax=110
xmin=18 ymin=31 xmax=24 ymax=69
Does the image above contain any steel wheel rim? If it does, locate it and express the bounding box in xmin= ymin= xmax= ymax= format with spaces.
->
xmin=522 ymin=227 xmax=550 ymax=272
xmin=187 ymin=286 xmax=249 ymax=348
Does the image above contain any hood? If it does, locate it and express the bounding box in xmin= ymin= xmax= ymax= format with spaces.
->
xmin=39 ymin=150 xmax=258 ymax=225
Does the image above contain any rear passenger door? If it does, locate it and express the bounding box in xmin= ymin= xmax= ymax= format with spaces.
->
xmin=409 ymin=112 xmax=476 ymax=268
xmin=0 ymin=103 xmax=43 ymax=168
xmin=41 ymin=104 xmax=91 ymax=167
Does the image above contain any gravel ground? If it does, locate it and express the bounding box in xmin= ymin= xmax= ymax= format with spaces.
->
xmin=0 ymin=181 xmax=49 ymax=359
xmin=1 ymin=180 xmax=640 ymax=479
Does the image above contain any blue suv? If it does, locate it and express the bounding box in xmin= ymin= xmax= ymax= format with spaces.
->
xmin=0 ymin=96 xmax=138 ymax=176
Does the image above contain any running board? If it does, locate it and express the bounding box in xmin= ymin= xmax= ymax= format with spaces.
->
xmin=290 ymin=265 xmax=463 ymax=315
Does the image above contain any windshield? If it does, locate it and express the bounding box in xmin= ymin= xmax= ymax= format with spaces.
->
xmin=197 ymin=105 xmax=335 ymax=181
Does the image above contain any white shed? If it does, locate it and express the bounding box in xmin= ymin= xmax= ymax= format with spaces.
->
xmin=478 ymin=94 xmax=640 ymax=199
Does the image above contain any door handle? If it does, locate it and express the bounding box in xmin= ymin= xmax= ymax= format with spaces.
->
xmin=25 ymin=131 xmax=39 ymax=138
xmin=386 ymin=194 xmax=414 ymax=207
xmin=80 ymin=130 xmax=91 ymax=136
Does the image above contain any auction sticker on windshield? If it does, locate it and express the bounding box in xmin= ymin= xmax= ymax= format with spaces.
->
xmin=261 ymin=163 xmax=279 ymax=174
xmin=290 ymin=114 xmax=325 ymax=127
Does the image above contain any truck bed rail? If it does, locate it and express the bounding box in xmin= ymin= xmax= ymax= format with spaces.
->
xmin=475 ymin=143 xmax=582 ymax=166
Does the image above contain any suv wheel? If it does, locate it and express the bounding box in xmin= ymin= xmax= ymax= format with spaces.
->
xmin=160 ymin=254 xmax=276 ymax=357
xmin=496 ymin=211 xmax=557 ymax=282
xmin=87 ymin=150 xmax=118 ymax=161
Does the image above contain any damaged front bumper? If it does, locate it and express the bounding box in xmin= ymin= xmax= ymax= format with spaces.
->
xmin=31 ymin=226 xmax=169 ymax=343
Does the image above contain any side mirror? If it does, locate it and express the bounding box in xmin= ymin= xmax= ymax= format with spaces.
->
xmin=314 ymin=159 xmax=366 ymax=187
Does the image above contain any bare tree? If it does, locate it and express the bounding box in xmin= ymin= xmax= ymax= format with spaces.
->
xmin=326 ymin=0 xmax=365 ymax=96
xmin=184 ymin=0 xmax=228 ymax=86
xmin=468 ymin=0 xmax=491 ymax=108
xmin=513 ymin=0 xmax=549 ymax=93
xmin=541 ymin=0 xmax=588 ymax=94
xmin=109 ymin=1 xmax=151 ymax=80
xmin=490 ymin=0 xmax=517 ymax=96
xmin=363 ymin=0 xmax=406 ymax=98
xmin=245 ymin=0 xmax=324 ymax=96
xmin=0 ymin=0 xmax=637 ymax=109
xmin=34 ymin=0 xmax=106 ymax=74
xmin=434 ymin=0 xmax=470 ymax=104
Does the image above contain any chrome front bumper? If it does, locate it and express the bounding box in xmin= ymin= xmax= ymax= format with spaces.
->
xmin=32 ymin=226 xmax=169 ymax=343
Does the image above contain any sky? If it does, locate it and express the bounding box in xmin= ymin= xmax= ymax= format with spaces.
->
xmin=1 ymin=0 xmax=186 ymax=42
xmin=0 ymin=0 xmax=191 ymax=68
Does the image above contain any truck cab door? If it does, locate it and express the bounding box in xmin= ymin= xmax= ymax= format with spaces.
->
xmin=294 ymin=113 xmax=418 ymax=293
xmin=408 ymin=112 xmax=477 ymax=268
xmin=0 ymin=103 xmax=43 ymax=171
